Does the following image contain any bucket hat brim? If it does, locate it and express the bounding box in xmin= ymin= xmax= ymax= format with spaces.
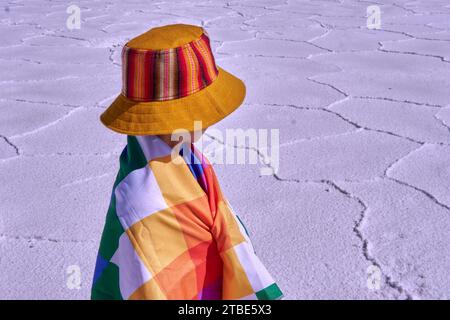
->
xmin=100 ymin=67 xmax=245 ymax=135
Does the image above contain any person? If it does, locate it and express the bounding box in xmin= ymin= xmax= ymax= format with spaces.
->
xmin=91 ymin=23 xmax=283 ymax=300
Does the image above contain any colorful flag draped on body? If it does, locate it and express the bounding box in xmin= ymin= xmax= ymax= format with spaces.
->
xmin=91 ymin=135 xmax=283 ymax=300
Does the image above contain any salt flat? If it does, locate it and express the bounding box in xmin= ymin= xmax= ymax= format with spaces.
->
xmin=0 ymin=0 xmax=449 ymax=299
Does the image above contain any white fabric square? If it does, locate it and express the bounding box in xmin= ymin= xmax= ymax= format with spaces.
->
xmin=115 ymin=165 xmax=168 ymax=229
xmin=234 ymin=241 xmax=275 ymax=293
xmin=111 ymin=233 xmax=152 ymax=299
xmin=136 ymin=135 xmax=172 ymax=161
xmin=240 ymin=293 xmax=258 ymax=300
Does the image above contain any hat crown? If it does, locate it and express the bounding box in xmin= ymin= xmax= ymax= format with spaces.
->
xmin=121 ymin=24 xmax=219 ymax=102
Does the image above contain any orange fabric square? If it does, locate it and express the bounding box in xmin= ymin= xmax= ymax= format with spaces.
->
xmin=152 ymin=247 xmax=199 ymax=299
xmin=171 ymin=194 xmax=215 ymax=248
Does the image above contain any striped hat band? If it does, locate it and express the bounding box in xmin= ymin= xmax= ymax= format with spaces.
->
xmin=121 ymin=32 xmax=219 ymax=102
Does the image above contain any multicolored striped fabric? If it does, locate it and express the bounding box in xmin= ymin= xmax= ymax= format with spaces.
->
xmin=91 ymin=135 xmax=283 ymax=300
xmin=121 ymin=32 xmax=219 ymax=102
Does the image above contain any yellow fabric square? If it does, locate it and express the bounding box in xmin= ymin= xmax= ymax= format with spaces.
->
xmin=212 ymin=200 xmax=246 ymax=253
xmin=221 ymin=246 xmax=254 ymax=299
xmin=126 ymin=207 xmax=188 ymax=275
xmin=149 ymin=155 xmax=205 ymax=207
xmin=129 ymin=278 xmax=166 ymax=300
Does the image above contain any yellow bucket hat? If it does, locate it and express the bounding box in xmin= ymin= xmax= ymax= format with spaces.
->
xmin=100 ymin=24 xmax=246 ymax=135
